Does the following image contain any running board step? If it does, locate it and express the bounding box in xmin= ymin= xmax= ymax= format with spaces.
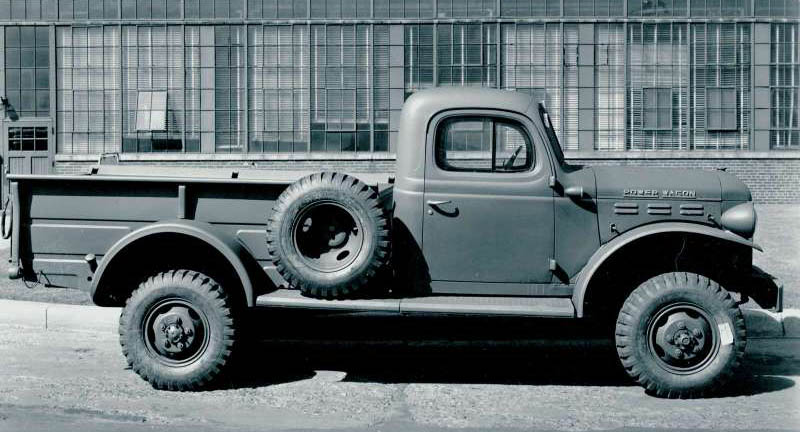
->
xmin=256 ymin=289 xmax=575 ymax=318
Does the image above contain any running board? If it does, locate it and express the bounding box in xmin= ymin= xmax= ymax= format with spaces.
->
xmin=256 ymin=289 xmax=575 ymax=318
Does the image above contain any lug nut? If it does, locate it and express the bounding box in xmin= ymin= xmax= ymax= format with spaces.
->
xmin=185 ymin=328 xmax=193 ymax=337
xmin=678 ymin=322 xmax=687 ymax=330
xmin=177 ymin=342 xmax=185 ymax=350
xmin=673 ymin=348 xmax=683 ymax=358
xmin=692 ymin=329 xmax=702 ymax=338
xmin=160 ymin=324 xmax=166 ymax=332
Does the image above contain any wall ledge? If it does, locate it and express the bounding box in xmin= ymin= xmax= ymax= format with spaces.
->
xmin=54 ymin=150 xmax=800 ymax=163
xmin=564 ymin=151 xmax=800 ymax=160
xmin=55 ymin=153 xmax=398 ymax=163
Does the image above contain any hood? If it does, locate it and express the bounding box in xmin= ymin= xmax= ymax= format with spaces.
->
xmin=593 ymin=166 xmax=727 ymax=201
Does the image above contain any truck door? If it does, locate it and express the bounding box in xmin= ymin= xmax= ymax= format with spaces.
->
xmin=422 ymin=111 xmax=555 ymax=291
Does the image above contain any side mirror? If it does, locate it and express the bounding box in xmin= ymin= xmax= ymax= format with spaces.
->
xmin=564 ymin=185 xmax=585 ymax=199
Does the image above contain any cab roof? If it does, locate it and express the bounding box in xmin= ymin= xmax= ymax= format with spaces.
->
xmin=396 ymin=87 xmax=539 ymax=182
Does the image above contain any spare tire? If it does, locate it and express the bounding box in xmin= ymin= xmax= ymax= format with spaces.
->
xmin=266 ymin=172 xmax=390 ymax=299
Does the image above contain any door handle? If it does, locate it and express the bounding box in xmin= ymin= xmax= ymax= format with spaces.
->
xmin=427 ymin=200 xmax=452 ymax=207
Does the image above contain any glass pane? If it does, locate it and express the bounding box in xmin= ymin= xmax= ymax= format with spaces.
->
xmin=437 ymin=117 xmax=492 ymax=172
xmin=150 ymin=91 xmax=167 ymax=130
xmin=136 ymin=91 xmax=152 ymax=130
xmin=494 ymin=122 xmax=532 ymax=172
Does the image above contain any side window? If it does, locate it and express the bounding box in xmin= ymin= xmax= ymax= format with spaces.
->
xmin=436 ymin=116 xmax=533 ymax=173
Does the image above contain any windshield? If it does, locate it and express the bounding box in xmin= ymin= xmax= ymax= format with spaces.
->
xmin=537 ymin=103 xmax=566 ymax=167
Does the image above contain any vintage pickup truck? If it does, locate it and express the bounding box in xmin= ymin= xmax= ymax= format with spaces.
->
xmin=4 ymin=87 xmax=781 ymax=398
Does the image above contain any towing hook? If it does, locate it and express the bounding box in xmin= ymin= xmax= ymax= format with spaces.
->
xmin=84 ymin=254 xmax=98 ymax=273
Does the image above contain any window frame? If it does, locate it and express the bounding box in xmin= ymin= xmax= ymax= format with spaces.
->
xmin=135 ymin=90 xmax=168 ymax=132
xmin=642 ymin=87 xmax=674 ymax=131
xmin=705 ymin=86 xmax=738 ymax=132
xmin=434 ymin=115 xmax=535 ymax=174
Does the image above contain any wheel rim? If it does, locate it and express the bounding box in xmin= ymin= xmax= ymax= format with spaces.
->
xmin=646 ymin=302 xmax=720 ymax=375
xmin=292 ymin=201 xmax=365 ymax=273
xmin=142 ymin=298 xmax=210 ymax=367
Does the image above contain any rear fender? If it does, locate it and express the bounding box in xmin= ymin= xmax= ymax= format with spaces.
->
xmin=91 ymin=220 xmax=256 ymax=306
xmin=573 ymin=222 xmax=761 ymax=318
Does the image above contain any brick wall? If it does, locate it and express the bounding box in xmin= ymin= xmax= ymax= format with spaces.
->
xmin=54 ymin=157 xmax=800 ymax=203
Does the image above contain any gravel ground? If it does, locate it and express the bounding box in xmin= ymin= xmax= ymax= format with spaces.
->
xmin=0 ymin=204 xmax=797 ymax=308
xmin=0 ymin=321 xmax=797 ymax=432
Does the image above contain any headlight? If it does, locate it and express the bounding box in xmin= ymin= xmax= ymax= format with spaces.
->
xmin=720 ymin=202 xmax=756 ymax=239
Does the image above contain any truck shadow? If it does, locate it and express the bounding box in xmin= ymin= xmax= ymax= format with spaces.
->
xmin=221 ymin=310 xmax=796 ymax=398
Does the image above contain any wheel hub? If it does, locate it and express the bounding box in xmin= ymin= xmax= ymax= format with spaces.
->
xmin=293 ymin=202 xmax=364 ymax=273
xmin=151 ymin=306 xmax=198 ymax=356
xmin=649 ymin=305 xmax=717 ymax=373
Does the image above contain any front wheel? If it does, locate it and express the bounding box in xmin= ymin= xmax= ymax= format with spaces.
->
xmin=615 ymin=272 xmax=746 ymax=398
xmin=119 ymin=270 xmax=237 ymax=391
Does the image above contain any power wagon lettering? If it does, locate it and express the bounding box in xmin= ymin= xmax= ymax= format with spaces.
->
xmin=624 ymin=189 xmax=697 ymax=199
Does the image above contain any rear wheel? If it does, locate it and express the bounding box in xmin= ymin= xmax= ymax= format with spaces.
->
xmin=615 ymin=272 xmax=746 ymax=398
xmin=119 ymin=270 xmax=236 ymax=391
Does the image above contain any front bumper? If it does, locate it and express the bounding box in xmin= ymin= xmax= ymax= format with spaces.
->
xmin=744 ymin=266 xmax=783 ymax=313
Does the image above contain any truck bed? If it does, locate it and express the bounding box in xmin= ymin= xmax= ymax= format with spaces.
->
xmin=7 ymin=166 xmax=393 ymax=294
xmin=9 ymin=165 xmax=394 ymax=187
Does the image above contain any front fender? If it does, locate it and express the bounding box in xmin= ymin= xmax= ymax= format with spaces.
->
xmin=572 ymin=222 xmax=761 ymax=318
xmin=91 ymin=220 xmax=256 ymax=306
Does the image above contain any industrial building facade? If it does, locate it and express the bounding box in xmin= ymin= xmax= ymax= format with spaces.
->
xmin=0 ymin=0 xmax=798 ymax=201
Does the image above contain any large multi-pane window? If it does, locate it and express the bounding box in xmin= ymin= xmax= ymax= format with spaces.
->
xmin=565 ymin=0 xmax=625 ymax=16
xmin=310 ymin=24 xmax=371 ymax=152
xmin=184 ymin=26 xmax=214 ymax=153
xmin=501 ymin=23 xmax=565 ymax=147
xmin=373 ymin=24 xmax=402 ymax=152
xmin=500 ymin=0 xmax=561 ymax=16
xmin=214 ymin=25 xmax=245 ymax=152
xmin=404 ymin=25 xmax=435 ymax=98
xmin=691 ymin=23 xmax=751 ymax=150
xmin=248 ymin=25 xmax=308 ymax=152
xmin=755 ymin=0 xmax=800 ymax=17
xmin=437 ymin=0 xmax=497 ymax=17
xmin=374 ymin=0 xmax=434 ymax=18
xmin=56 ymin=26 xmax=120 ymax=154
xmin=311 ymin=0 xmax=369 ymax=18
xmin=246 ymin=0 xmax=307 ymax=18
xmin=628 ymin=0 xmax=688 ymax=17
xmin=438 ymin=24 xmax=497 ymax=87
xmin=595 ymin=23 xmax=626 ymax=150
xmin=628 ymin=23 xmax=690 ymax=150
xmin=770 ymin=24 xmax=799 ymax=149
xmin=0 ymin=0 xmax=58 ymax=19
xmin=5 ymin=26 xmax=49 ymax=118
xmin=692 ymin=0 xmax=751 ymax=16
xmin=121 ymin=25 xmax=186 ymax=152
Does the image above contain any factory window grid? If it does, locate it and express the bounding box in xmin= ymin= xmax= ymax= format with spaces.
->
xmin=121 ymin=25 xmax=187 ymax=152
xmin=213 ymin=25 xmax=246 ymax=153
xmin=56 ymin=25 xmax=121 ymax=154
xmin=5 ymin=26 xmax=50 ymax=118
xmin=248 ymin=25 xmax=309 ymax=153
xmin=310 ymin=24 xmax=372 ymax=152
xmin=769 ymin=23 xmax=800 ymax=149
xmin=628 ymin=23 xmax=690 ymax=150
xmin=595 ymin=23 xmax=626 ymax=151
xmin=691 ymin=23 xmax=751 ymax=150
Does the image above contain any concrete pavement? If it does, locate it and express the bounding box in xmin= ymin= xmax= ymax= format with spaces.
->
xmin=0 ymin=321 xmax=797 ymax=432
